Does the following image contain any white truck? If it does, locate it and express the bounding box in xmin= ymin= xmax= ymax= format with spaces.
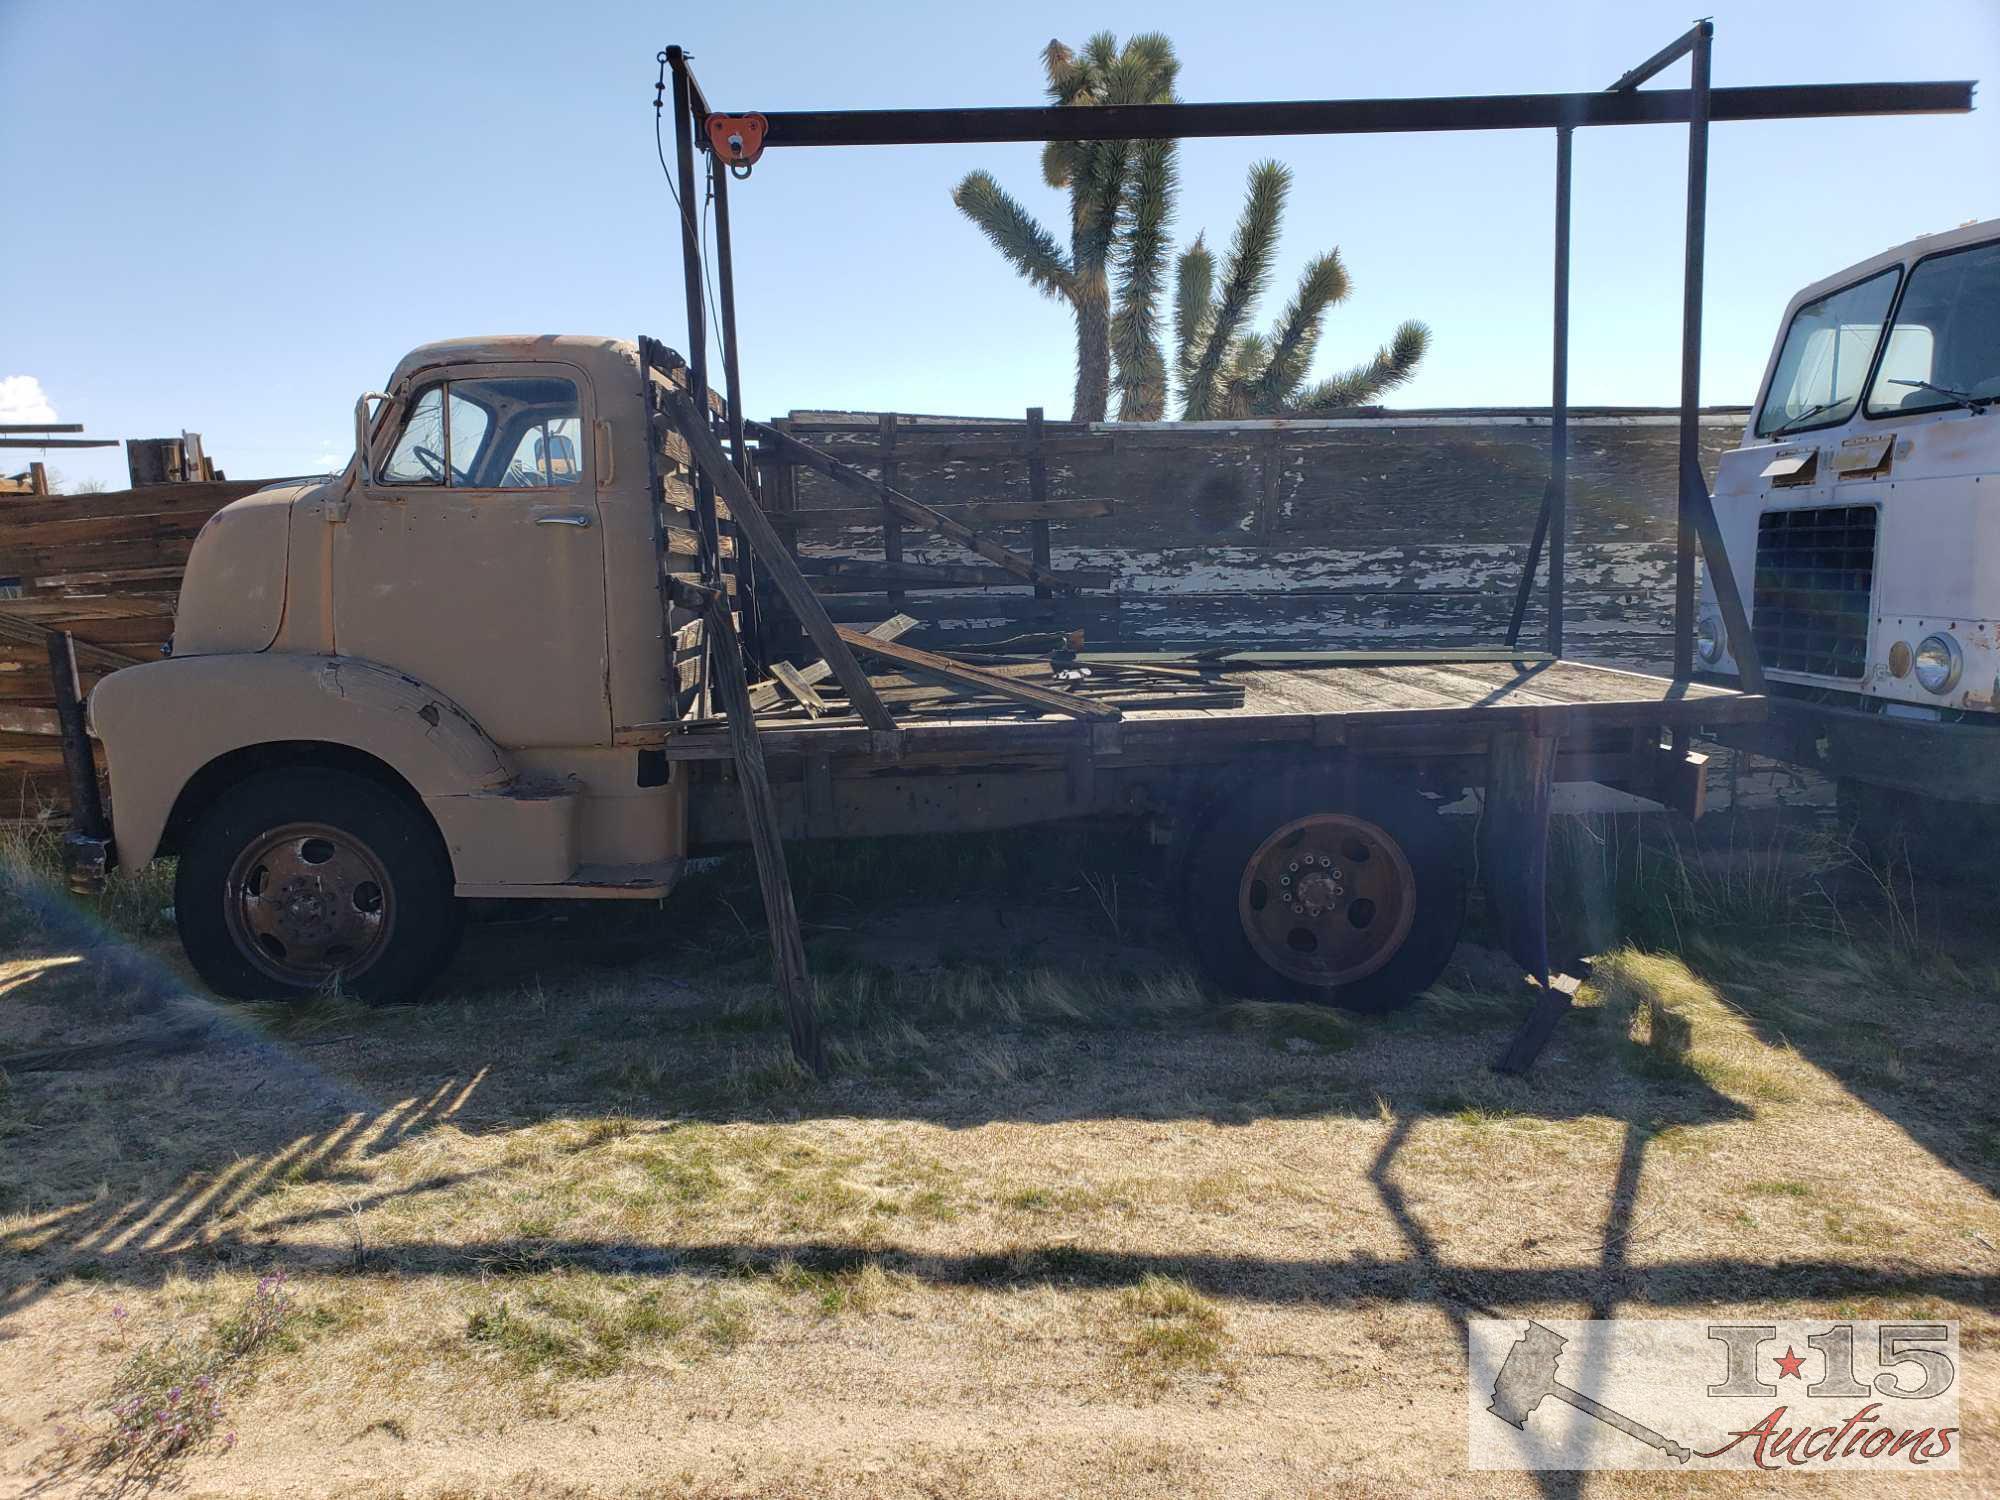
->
xmin=1695 ymin=217 xmax=1999 ymax=830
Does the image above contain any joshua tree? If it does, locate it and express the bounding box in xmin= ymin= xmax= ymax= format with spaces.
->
xmin=1174 ymin=161 xmax=1429 ymax=420
xmin=952 ymin=34 xmax=1179 ymax=421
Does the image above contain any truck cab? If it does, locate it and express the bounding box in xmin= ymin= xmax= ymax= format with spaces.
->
xmin=1696 ymin=219 xmax=2000 ymax=808
xmin=89 ymin=335 xmax=694 ymax=1001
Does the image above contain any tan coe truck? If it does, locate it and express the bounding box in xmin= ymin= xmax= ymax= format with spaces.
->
xmin=79 ymin=334 xmax=1759 ymax=1014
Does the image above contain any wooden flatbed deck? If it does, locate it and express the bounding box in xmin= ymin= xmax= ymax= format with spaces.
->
xmin=639 ymin=657 xmax=1761 ymax=766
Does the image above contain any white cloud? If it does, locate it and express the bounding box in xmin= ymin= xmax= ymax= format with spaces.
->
xmin=0 ymin=375 xmax=58 ymax=425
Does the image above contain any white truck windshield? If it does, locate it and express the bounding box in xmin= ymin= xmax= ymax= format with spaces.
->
xmin=1864 ymin=238 xmax=2000 ymax=416
xmin=1754 ymin=267 xmax=1900 ymax=437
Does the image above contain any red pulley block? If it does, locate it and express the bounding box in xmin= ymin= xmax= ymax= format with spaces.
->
xmin=706 ymin=113 xmax=768 ymax=170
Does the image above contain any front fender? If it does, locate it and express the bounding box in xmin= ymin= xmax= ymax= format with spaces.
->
xmin=89 ymin=653 xmax=513 ymax=873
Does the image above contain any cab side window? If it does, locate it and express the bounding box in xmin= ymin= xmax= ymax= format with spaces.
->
xmin=378 ymin=385 xmax=447 ymax=485
xmin=375 ymin=376 xmax=582 ymax=488
xmin=501 ymin=419 xmax=583 ymax=486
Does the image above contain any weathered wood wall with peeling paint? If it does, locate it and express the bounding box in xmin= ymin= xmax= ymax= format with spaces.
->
xmin=777 ymin=410 xmax=1747 ymax=668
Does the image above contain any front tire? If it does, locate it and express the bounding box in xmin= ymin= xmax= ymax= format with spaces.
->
xmin=174 ymin=767 xmax=462 ymax=1003
xmin=1182 ymin=764 xmax=1465 ymax=1013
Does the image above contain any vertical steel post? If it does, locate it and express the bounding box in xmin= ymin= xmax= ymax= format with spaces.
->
xmin=879 ymin=412 xmax=905 ymax=610
xmin=1026 ymin=407 xmax=1051 ymax=604
xmin=1672 ymin=21 xmax=1713 ymax=679
xmin=667 ymin=48 xmax=723 ymax=595
xmin=708 ymin=157 xmax=751 ymax=474
xmin=1547 ymin=125 xmax=1572 ymax=659
xmin=708 ymin=149 xmax=762 ymax=666
xmin=46 ymin=632 xmax=107 ymax=842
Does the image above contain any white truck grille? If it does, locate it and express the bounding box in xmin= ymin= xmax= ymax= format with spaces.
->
xmin=1751 ymin=504 xmax=1877 ymax=680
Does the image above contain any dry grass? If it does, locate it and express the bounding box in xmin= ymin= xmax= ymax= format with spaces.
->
xmin=1113 ymin=1274 xmax=1233 ymax=1383
xmin=2 ymin=813 xmax=1997 ymax=1497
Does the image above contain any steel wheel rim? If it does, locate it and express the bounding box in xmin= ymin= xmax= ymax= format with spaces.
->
xmin=223 ymin=821 xmax=396 ymax=987
xmin=1236 ymin=813 xmax=1418 ymax=987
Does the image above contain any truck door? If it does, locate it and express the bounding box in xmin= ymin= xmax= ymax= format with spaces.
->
xmin=333 ymin=362 xmax=612 ymax=748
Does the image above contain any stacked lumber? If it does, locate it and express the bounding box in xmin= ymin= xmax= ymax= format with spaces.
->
xmin=743 ymin=616 xmax=1245 ymax=726
xmin=0 ymin=479 xmax=256 ymax=813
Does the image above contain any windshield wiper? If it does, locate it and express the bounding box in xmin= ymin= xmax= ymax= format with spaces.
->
xmin=1888 ymin=378 xmax=1995 ymax=412
xmin=1767 ymin=402 xmax=1835 ymax=437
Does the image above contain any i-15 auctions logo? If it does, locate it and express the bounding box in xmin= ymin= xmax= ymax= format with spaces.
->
xmin=1467 ymin=1320 xmax=1959 ymax=1471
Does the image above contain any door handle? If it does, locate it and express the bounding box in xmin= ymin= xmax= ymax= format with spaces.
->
xmin=534 ymin=512 xmax=593 ymax=528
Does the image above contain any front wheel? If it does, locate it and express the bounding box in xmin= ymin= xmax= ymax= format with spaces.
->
xmin=174 ymin=767 xmax=462 ymax=1003
xmin=1181 ymin=765 xmax=1465 ymax=1012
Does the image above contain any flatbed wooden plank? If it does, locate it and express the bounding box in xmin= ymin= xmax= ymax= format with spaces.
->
xmin=646 ymin=672 xmax=1761 ymax=763
xmin=1070 ymin=649 xmax=1557 ymax=668
xmin=1360 ymin=663 xmax=1583 ymax=712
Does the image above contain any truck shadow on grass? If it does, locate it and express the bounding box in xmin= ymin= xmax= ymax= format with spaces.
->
xmin=2 ymin=816 xmax=1995 ymax=1408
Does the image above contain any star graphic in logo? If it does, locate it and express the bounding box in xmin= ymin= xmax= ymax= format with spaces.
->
xmin=1774 ymin=1346 xmax=1807 ymax=1380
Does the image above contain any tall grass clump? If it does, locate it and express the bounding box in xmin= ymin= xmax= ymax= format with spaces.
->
xmin=0 ymin=806 xmax=175 ymax=942
xmin=1544 ymin=811 xmax=1928 ymax=963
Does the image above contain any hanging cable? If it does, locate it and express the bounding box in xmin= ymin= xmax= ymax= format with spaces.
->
xmin=653 ymin=49 xmax=726 ymax=368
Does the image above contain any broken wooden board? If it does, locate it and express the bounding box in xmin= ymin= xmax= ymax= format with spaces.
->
xmin=767 ymin=661 xmax=829 ymax=718
xmin=834 ymin=627 xmax=1122 ymax=722
xmin=698 ymin=589 xmax=824 ymax=1077
xmin=747 ymin=613 xmax=919 ymax=711
xmin=664 ymin=392 xmax=895 ymax=733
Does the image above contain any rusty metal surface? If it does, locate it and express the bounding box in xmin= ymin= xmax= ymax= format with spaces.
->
xmin=1236 ymin=812 xmax=1418 ymax=986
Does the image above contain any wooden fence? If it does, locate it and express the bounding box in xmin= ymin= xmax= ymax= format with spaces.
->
xmin=0 ymin=480 xmax=267 ymax=813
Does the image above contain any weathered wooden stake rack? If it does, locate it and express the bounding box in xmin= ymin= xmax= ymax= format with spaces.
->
xmin=649 ymin=30 xmax=1969 ymax=1074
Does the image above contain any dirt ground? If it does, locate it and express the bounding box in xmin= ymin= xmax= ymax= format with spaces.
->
xmin=1 ymin=816 xmax=1995 ymax=1498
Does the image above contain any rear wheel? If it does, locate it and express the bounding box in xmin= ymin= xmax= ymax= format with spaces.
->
xmin=1182 ymin=765 xmax=1464 ymax=1012
xmin=175 ymin=767 xmax=462 ymax=1003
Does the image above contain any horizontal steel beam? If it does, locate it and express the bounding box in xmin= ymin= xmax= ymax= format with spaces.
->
xmin=741 ymin=81 xmax=1973 ymax=149
xmin=0 ymin=424 xmax=84 ymax=435
xmin=0 ymin=437 xmax=118 ymax=449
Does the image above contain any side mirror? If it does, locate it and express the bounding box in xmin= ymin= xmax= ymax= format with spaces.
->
xmin=353 ymin=392 xmax=391 ymax=485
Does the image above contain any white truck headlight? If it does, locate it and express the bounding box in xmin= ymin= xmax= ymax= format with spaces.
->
xmin=1912 ymin=634 xmax=1962 ymax=695
xmin=1695 ymin=612 xmax=1725 ymax=664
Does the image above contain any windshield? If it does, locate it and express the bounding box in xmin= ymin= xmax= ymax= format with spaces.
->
xmin=1754 ymin=266 xmax=1900 ymax=437
xmin=1864 ymin=238 xmax=2000 ymax=416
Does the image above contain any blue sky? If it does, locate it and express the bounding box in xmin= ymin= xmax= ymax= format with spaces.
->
xmin=1 ymin=0 xmax=1992 ymax=489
